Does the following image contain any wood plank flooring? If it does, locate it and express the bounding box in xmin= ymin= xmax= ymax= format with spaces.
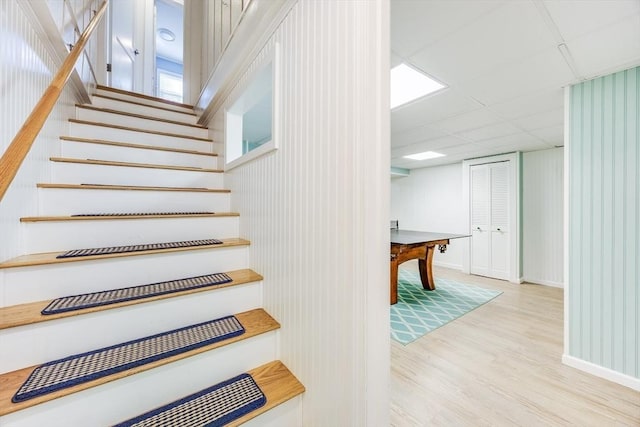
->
xmin=391 ymin=262 xmax=640 ymax=427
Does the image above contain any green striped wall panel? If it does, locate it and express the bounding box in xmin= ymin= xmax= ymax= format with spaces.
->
xmin=569 ymin=66 xmax=639 ymax=379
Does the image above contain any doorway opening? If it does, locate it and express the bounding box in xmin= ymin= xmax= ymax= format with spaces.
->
xmin=155 ymin=0 xmax=184 ymax=102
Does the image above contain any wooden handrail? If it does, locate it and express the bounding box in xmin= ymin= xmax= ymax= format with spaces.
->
xmin=0 ymin=0 xmax=109 ymax=203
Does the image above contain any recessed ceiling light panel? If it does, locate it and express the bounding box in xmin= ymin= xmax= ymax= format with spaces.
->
xmin=391 ymin=63 xmax=446 ymax=109
xmin=158 ymin=28 xmax=176 ymax=42
xmin=403 ymin=151 xmax=446 ymax=161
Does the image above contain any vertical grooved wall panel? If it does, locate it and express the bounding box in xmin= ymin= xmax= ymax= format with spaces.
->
xmin=522 ymin=148 xmax=564 ymax=287
xmin=213 ymin=1 xmax=390 ymax=424
xmin=569 ymin=66 xmax=639 ymax=379
xmin=0 ymin=1 xmax=77 ymax=264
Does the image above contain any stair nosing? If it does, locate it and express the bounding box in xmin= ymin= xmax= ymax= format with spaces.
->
xmin=20 ymin=212 xmax=240 ymax=222
xmin=69 ymin=119 xmax=212 ymax=142
xmin=0 ymin=309 xmax=279 ymax=417
xmin=76 ymin=104 xmax=207 ymax=130
xmin=0 ymin=238 xmax=249 ymax=269
xmin=0 ymin=269 xmax=263 ymax=330
xmin=36 ymin=183 xmax=230 ymax=192
xmin=49 ymin=157 xmax=223 ymax=173
xmin=229 ymin=361 xmax=306 ymax=427
xmin=92 ymin=94 xmax=197 ymax=117
xmin=96 ymin=84 xmax=194 ymax=109
xmin=59 ymin=136 xmax=217 ymax=157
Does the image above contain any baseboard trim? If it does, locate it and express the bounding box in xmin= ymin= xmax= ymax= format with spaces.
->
xmin=433 ymin=261 xmax=462 ymax=270
xmin=523 ymin=277 xmax=564 ymax=288
xmin=562 ymin=354 xmax=640 ymax=391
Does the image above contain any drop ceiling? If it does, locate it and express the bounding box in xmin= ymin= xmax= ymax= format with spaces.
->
xmin=390 ymin=0 xmax=640 ymax=169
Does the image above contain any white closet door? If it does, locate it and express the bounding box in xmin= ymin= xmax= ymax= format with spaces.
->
xmin=489 ymin=162 xmax=510 ymax=280
xmin=470 ymin=164 xmax=489 ymax=276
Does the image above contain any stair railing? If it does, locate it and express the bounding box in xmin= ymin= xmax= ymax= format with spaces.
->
xmin=0 ymin=0 xmax=109 ymax=203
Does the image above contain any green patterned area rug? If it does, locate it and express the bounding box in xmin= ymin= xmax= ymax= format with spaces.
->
xmin=391 ymin=269 xmax=502 ymax=345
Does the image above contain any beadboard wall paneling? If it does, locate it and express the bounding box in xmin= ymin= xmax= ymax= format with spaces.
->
xmin=568 ymin=66 xmax=639 ymax=381
xmin=522 ymin=148 xmax=564 ymax=287
xmin=390 ymin=163 xmax=467 ymax=269
xmin=0 ymin=1 xmax=77 ymax=264
xmin=213 ymin=1 xmax=390 ymax=424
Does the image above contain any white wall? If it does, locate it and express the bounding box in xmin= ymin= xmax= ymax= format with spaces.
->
xmin=0 ymin=1 xmax=82 ymax=263
xmin=210 ymin=0 xmax=390 ymax=425
xmin=522 ymin=148 xmax=564 ymax=287
xmin=391 ymin=149 xmax=564 ymax=284
xmin=390 ymin=163 xmax=467 ymax=269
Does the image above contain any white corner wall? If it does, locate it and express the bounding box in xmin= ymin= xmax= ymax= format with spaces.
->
xmin=211 ymin=0 xmax=390 ymax=424
xmin=522 ymin=147 xmax=564 ymax=287
xmin=0 ymin=1 xmax=80 ymax=263
xmin=390 ymin=163 xmax=467 ymax=269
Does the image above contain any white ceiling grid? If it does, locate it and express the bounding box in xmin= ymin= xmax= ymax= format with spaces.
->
xmin=390 ymin=0 xmax=640 ymax=169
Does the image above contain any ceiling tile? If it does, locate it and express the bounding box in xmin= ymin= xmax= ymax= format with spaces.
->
xmin=391 ymin=88 xmax=482 ymax=132
xmin=474 ymin=132 xmax=541 ymax=149
xmin=390 ymin=52 xmax=403 ymax=68
xmin=488 ymin=88 xmax=564 ymax=119
xmin=496 ymin=138 xmax=553 ymax=153
xmin=391 ymin=0 xmax=506 ymax=58
xmin=528 ymin=125 xmax=565 ymax=145
xmin=408 ymin=1 xmax=557 ymax=86
xmin=391 ymin=125 xmax=448 ymax=148
xmin=456 ymin=121 xmax=521 ymax=142
xmin=567 ymin=13 xmax=640 ymax=79
xmin=543 ymin=0 xmax=640 ymax=42
xmin=511 ymin=107 xmax=564 ymax=131
xmin=433 ymin=108 xmax=504 ymax=134
xmin=462 ymin=47 xmax=575 ymax=105
xmin=392 ymin=135 xmax=469 ymax=158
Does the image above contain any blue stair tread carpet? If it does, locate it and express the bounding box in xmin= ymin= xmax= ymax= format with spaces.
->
xmin=56 ymin=238 xmax=223 ymax=258
xmin=115 ymin=373 xmax=266 ymax=427
xmin=12 ymin=315 xmax=245 ymax=402
xmin=41 ymin=272 xmax=233 ymax=315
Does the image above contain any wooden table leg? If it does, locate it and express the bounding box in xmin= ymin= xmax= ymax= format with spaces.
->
xmin=390 ymin=255 xmax=399 ymax=305
xmin=417 ymin=244 xmax=436 ymax=290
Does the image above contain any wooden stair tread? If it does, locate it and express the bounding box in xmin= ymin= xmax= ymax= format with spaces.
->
xmin=96 ymin=85 xmax=194 ymax=109
xmin=76 ymin=104 xmax=206 ymax=129
xmin=229 ymin=361 xmax=305 ymax=426
xmin=60 ymin=136 xmax=217 ymax=157
xmin=37 ymin=183 xmax=230 ymax=192
xmin=49 ymin=157 xmax=223 ymax=173
xmin=92 ymin=94 xmax=198 ymax=116
xmin=69 ymin=119 xmax=212 ymax=142
xmin=0 ymin=309 xmax=280 ymax=416
xmin=0 ymin=269 xmax=263 ymax=330
xmin=0 ymin=238 xmax=249 ymax=269
xmin=21 ymin=212 xmax=239 ymax=222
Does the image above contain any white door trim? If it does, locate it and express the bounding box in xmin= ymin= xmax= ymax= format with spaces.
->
xmin=462 ymin=152 xmax=521 ymax=283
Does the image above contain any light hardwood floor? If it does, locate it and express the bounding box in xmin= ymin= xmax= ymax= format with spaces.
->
xmin=391 ymin=262 xmax=640 ymax=427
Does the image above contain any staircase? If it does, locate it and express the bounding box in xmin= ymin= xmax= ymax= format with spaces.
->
xmin=0 ymin=86 xmax=304 ymax=426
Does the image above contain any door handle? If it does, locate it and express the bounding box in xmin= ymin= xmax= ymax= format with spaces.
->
xmin=497 ymin=228 xmax=501 ymax=231
xmin=476 ymin=227 xmax=481 ymax=231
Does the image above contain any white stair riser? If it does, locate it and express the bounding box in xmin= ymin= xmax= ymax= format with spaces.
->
xmin=38 ymin=188 xmax=230 ymax=215
xmin=61 ymin=140 xmax=218 ymax=169
xmin=94 ymin=88 xmax=194 ymax=114
xmin=51 ymin=162 xmax=223 ymax=188
xmin=1 ymin=246 xmax=249 ymax=306
xmin=69 ymin=122 xmax=213 ymax=152
xmin=76 ymin=108 xmax=209 ymax=139
xmin=23 ymin=216 xmax=239 ymax=253
xmin=0 ymin=282 xmax=263 ymax=373
xmin=91 ymin=96 xmax=198 ymax=125
xmin=0 ymin=333 xmax=277 ymax=427
xmin=243 ymin=396 xmax=303 ymax=427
